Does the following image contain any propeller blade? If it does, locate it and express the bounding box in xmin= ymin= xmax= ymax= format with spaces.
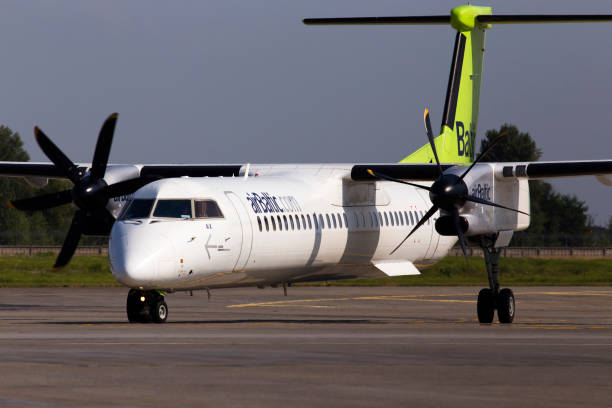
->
xmin=53 ymin=211 xmax=84 ymax=270
xmin=458 ymin=131 xmax=508 ymax=181
xmin=367 ymin=169 xmax=431 ymax=191
xmin=34 ymin=127 xmax=81 ymax=184
xmin=105 ymin=177 xmax=156 ymax=198
xmin=90 ymin=113 xmax=118 ymax=181
xmin=452 ymin=208 xmax=469 ymax=265
xmin=465 ymin=194 xmax=529 ymax=216
xmin=8 ymin=190 xmax=73 ymax=212
xmin=390 ymin=205 xmax=439 ymax=255
xmin=424 ymin=109 xmax=443 ymax=176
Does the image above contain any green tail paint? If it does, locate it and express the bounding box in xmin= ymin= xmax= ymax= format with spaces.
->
xmin=400 ymin=5 xmax=491 ymax=165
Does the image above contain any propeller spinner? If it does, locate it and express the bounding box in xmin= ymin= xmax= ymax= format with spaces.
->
xmin=368 ymin=109 xmax=528 ymax=263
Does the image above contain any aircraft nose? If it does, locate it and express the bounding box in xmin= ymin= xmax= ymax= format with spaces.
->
xmin=109 ymin=222 xmax=176 ymax=287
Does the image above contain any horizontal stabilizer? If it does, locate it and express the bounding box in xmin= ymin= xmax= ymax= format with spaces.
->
xmin=303 ymin=16 xmax=450 ymax=25
xmin=304 ymin=14 xmax=612 ymax=27
xmin=477 ymin=15 xmax=612 ymax=24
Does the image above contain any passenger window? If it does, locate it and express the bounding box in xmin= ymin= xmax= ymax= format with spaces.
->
xmin=390 ymin=212 xmax=395 ymax=226
xmin=277 ymin=215 xmax=283 ymax=231
xmin=307 ymin=214 xmax=312 ymax=229
xmin=326 ymin=214 xmax=331 ymax=229
xmin=404 ymin=211 xmax=409 ymax=225
xmin=257 ymin=216 xmax=262 ymax=232
xmin=399 ymin=212 xmax=404 ymax=225
xmin=354 ymin=213 xmax=359 ymax=228
xmin=271 ymin=216 xmax=276 ymax=231
xmin=121 ymin=199 xmax=155 ymax=220
xmin=295 ymin=215 xmax=300 ymax=230
xmin=301 ymin=214 xmax=306 ymax=229
xmin=343 ymin=214 xmax=348 ymax=228
xmin=153 ymin=199 xmax=192 ymax=219
xmin=378 ymin=212 xmax=383 ymax=226
xmin=394 ymin=212 xmax=399 ymax=226
xmin=319 ymin=214 xmax=325 ymax=230
xmin=384 ymin=212 xmax=389 ymax=226
xmin=409 ymin=211 xmax=414 ymax=225
xmin=194 ymin=200 xmax=223 ymax=218
xmin=284 ymin=215 xmax=290 ymax=230
xmin=313 ymin=213 xmax=318 ymax=229
xmin=332 ymin=214 xmax=337 ymax=229
xmin=336 ymin=213 xmax=342 ymax=229
xmin=264 ymin=217 xmax=269 ymax=231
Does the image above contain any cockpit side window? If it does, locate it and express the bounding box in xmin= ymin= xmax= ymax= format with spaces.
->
xmin=153 ymin=200 xmax=192 ymax=219
xmin=121 ymin=199 xmax=155 ymax=220
xmin=194 ymin=200 xmax=224 ymax=218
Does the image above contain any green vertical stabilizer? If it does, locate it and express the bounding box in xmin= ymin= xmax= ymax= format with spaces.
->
xmin=400 ymin=5 xmax=491 ymax=165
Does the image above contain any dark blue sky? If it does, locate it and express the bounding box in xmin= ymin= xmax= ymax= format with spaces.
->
xmin=1 ymin=0 xmax=610 ymax=224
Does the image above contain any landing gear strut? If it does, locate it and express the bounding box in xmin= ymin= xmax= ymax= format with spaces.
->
xmin=477 ymin=236 xmax=515 ymax=324
xmin=126 ymin=289 xmax=168 ymax=323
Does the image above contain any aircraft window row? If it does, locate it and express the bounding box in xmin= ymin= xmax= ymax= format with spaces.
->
xmin=120 ymin=199 xmax=224 ymax=220
xmin=255 ymin=209 xmax=428 ymax=232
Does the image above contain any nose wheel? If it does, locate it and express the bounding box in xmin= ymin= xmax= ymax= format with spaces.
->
xmin=477 ymin=237 xmax=515 ymax=324
xmin=126 ymin=289 xmax=168 ymax=323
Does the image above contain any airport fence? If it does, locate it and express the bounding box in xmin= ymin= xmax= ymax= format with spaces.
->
xmin=449 ymin=247 xmax=612 ymax=258
xmin=0 ymin=245 xmax=108 ymax=256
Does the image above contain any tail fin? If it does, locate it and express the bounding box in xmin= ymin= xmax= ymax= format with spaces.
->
xmin=400 ymin=5 xmax=491 ymax=165
xmin=303 ymin=5 xmax=612 ymax=165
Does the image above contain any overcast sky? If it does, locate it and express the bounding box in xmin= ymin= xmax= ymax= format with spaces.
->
xmin=1 ymin=0 xmax=611 ymax=225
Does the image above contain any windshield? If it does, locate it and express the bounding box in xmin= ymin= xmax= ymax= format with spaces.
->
xmin=194 ymin=200 xmax=224 ymax=218
xmin=153 ymin=199 xmax=192 ymax=219
xmin=121 ymin=199 xmax=155 ymax=220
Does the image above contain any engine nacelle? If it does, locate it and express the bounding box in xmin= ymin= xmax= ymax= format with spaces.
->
xmin=102 ymin=165 xmax=141 ymax=218
xmin=438 ymin=163 xmax=530 ymax=236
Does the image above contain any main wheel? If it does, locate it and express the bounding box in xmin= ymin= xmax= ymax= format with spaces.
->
xmin=127 ymin=289 xmax=145 ymax=323
xmin=497 ymin=288 xmax=515 ymax=324
xmin=477 ymin=288 xmax=495 ymax=324
xmin=151 ymin=299 xmax=168 ymax=323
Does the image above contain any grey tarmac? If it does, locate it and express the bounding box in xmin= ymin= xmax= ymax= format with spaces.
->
xmin=0 ymin=286 xmax=611 ymax=408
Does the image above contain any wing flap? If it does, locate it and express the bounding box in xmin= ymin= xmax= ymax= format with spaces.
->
xmin=373 ymin=261 xmax=421 ymax=277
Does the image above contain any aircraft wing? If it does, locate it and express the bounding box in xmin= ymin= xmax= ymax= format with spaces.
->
xmin=0 ymin=162 xmax=242 ymax=181
xmin=351 ymin=160 xmax=612 ymax=185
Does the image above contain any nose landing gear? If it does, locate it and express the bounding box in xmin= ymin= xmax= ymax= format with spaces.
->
xmin=477 ymin=237 xmax=515 ymax=324
xmin=126 ymin=289 xmax=168 ymax=323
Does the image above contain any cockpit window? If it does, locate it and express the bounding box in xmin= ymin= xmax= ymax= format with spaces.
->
xmin=121 ymin=199 xmax=155 ymax=220
xmin=153 ymin=200 xmax=192 ymax=219
xmin=194 ymin=200 xmax=224 ymax=218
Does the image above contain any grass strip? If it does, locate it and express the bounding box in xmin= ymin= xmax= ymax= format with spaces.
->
xmin=308 ymin=257 xmax=612 ymax=287
xmin=0 ymin=254 xmax=609 ymax=287
xmin=0 ymin=253 xmax=118 ymax=287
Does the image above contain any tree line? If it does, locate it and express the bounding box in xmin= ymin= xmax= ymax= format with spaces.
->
xmin=481 ymin=124 xmax=612 ymax=246
xmin=0 ymin=123 xmax=610 ymax=246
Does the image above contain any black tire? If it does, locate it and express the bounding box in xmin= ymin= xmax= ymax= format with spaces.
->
xmin=126 ymin=289 xmax=144 ymax=323
xmin=151 ymin=299 xmax=168 ymax=323
xmin=497 ymin=288 xmax=515 ymax=324
xmin=477 ymin=288 xmax=495 ymax=324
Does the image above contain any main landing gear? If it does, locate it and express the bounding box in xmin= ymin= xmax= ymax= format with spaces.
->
xmin=476 ymin=237 xmax=515 ymax=324
xmin=126 ymin=289 xmax=168 ymax=323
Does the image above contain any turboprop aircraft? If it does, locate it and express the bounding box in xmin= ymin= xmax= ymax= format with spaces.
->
xmin=2 ymin=5 xmax=612 ymax=324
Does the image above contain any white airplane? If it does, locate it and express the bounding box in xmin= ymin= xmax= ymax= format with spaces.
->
xmin=2 ymin=5 xmax=612 ymax=324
